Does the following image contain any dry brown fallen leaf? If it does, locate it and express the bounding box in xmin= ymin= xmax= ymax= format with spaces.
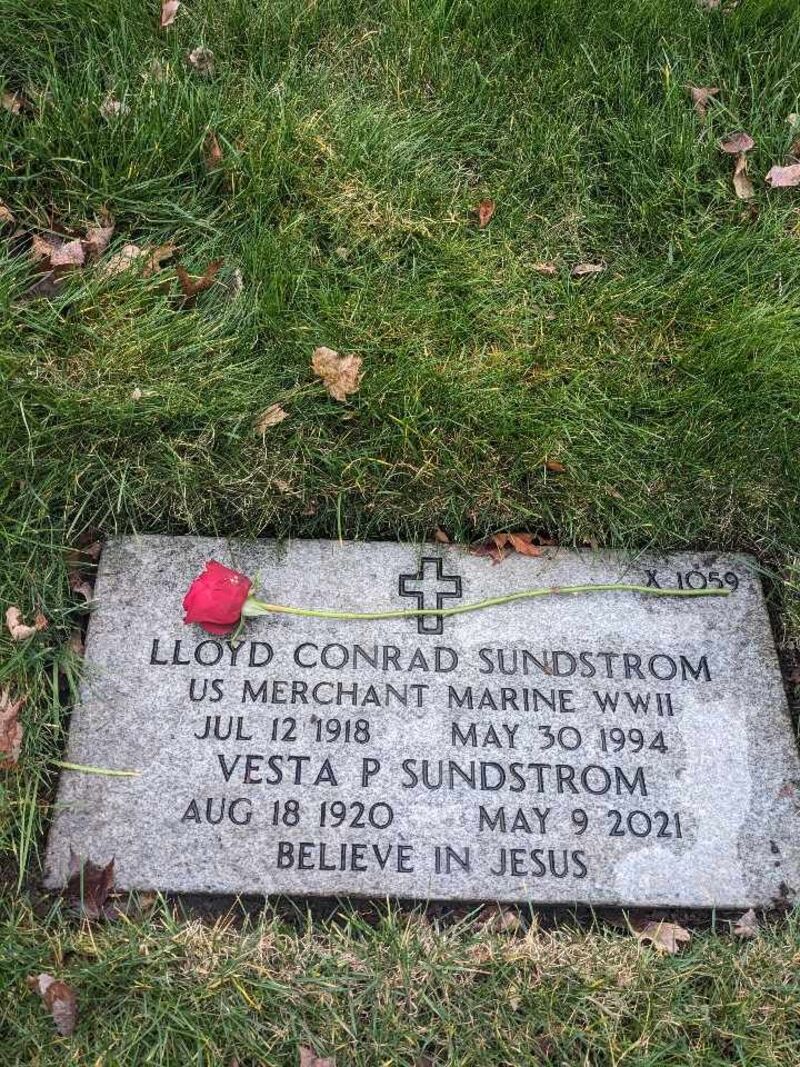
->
xmin=100 ymin=93 xmax=127 ymax=120
xmin=27 ymin=974 xmax=77 ymax=1036
xmin=471 ymin=532 xmax=545 ymax=564
xmin=733 ymin=908 xmax=759 ymax=938
xmin=254 ymin=403 xmax=289 ymax=433
xmin=479 ymin=906 xmax=523 ymax=934
xmin=312 ymin=345 xmax=363 ymax=402
xmin=144 ymin=243 xmax=178 ymax=276
xmin=160 ymin=0 xmax=180 ymax=27
xmin=299 ymin=1047 xmax=335 ymax=1067
xmin=222 ymin=266 xmax=244 ymax=299
xmin=0 ymin=200 xmax=14 ymax=225
xmin=687 ymin=85 xmax=719 ymax=121
xmin=433 ymin=527 xmax=450 ymax=544
xmin=733 ymin=152 xmax=754 ymax=200
xmin=99 ymin=242 xmax=176 ymax=279
xmin=545 ymin=459 xmax=566 ymax=473
xmin=2 ymin=90 xmax=23 ymax=114
xmin=476 ymin=199 xmax=495 ymax=228
xmin=99 ymin=242 xmax=144 ymax=277
xmin=188 ymin=46 xmax=215 ymax=76
xmin=68 ymin=570 xmax=95 ymax=603
xmin=6 ymin=606 xmax=48 ymax=641
xmin=31 ymin=234 xmax=85 ymax=269
xmin=532 ymin=261 xmax=558 ymax=276
xmin=204 ymin=131 xmax=223 ymax=169
xmin=0 ymin=688 xmax=24 ymax=768
xmin=719 ymin=131 xmax=754 ymax=154
xmin=634 ymin=920 xmax=691 ymax=955
xmin=83 ymin=221 xmax=115 ymax=263
xmin=65 ymin=850 xmax=116 ymax=920
xmin=765 ymin=163 xmax=800 ymax=188
xmin=571 ymin=262 xmax=605 ymax=277
xmin=176 ymin=258 xmax=224 ymax=305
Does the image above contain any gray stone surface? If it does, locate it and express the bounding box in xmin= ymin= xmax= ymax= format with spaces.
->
xmin=45 ymin=536 xmax=800 ymax=907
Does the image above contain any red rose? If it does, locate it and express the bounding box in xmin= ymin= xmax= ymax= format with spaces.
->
xmin=183 ymin=560 xmax=252 ymax=635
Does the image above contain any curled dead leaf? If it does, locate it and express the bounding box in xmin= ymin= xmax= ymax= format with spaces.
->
xmin=732 ymin=152 xmax=754 ymax=200
xmin=255 ymin=404 xmax=289 ymax=433
xmin=176 ymin=258 xmax=224 ymax=305
xmin=312 ymin=346 xmax=363 ymax=402
xmin=634 ymin=920 xmax=691 ymax=955
xmin=0 ymin=688 xmax=24 ymax=768
xmin=532 ymin=261 xmax=557 ymax=276
xmin=719 ymin=131 xmax=754 ymax=154
xmin=204 ymin=131 xmax=223 ymax=169
xmin=471 ymin=532 xmax=544 ymax=564
xmin=160 ymin=0 xmax=180 ymax=27
xmin=31 ymin=234 xmax=85 ymax=269
xmin=27 ymin=974 xmax=77 ymax=1036
xmin=143 ymin=243 xmax=178 ymax=276
xmin=65 ymin=850 xmax=116 ymax=920
xmin=299 ymin=1047 xmax=336 ymax=1067
xmin=479 ymin=906 xmax=523 ymax=934
xmin=188 ymin=46 xmax=215 ymax=77
xmin=476 ymin=199 xmax=495 ymax=228
xmin=68 ymin=571 xmax=95 ymax=603
xmin=100 ymin=93 xmax=127 ymax=120
xmin=222 ymin=266 xmax=244 ymax=299
xmin=2 ymin=90 xmax=24 ymax=114
xmin=99 ymin=242 xmax=176 ymax=279
xmin=83 ymin=221 xmax=114 ymax=263
xmin=571 ymin=262 xmax=605 ymax=278
xmin=99 ymin=243 xmax=145 ymax=277
xmin=687 ymin=85 xmax=719 ymax=121
xmin=81 ymin=540 xmax=102 ymax=562
xmin=733 ymin=908 xmax=759 ymax=938
xmin=6 ymin=606 xmax=47 ymax=641
xmin=765 ymin=163 xmax=800 ymax=188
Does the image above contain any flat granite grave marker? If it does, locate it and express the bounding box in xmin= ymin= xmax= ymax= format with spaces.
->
xmin=45 ymin=536 xmax=800 ymax=907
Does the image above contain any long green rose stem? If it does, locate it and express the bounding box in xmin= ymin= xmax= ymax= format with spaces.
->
xmin=241 ymin=583 xmax=728 ymax=622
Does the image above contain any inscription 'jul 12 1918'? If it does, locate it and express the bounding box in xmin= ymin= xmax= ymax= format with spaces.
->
xmin=44 ymin=539 xmax=800 ymax=907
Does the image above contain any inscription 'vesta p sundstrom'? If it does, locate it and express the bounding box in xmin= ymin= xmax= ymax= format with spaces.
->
xmin=45 ymin=537 xmax=800 ymax=908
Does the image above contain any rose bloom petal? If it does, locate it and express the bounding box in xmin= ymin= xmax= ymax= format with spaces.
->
xmin=183 ymin=560 xmax=252 ymax=634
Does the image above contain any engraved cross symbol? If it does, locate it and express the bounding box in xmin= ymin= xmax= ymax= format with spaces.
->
xmin=398 ymin=557 xmax=463 ymax=635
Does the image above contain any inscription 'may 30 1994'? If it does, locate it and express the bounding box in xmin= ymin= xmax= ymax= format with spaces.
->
xmin=45 ymin=537 xmax=800 ymax=908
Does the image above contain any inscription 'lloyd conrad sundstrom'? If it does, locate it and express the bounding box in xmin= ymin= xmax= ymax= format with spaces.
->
xmin=45 ymin=537 xmax=800 ymax=907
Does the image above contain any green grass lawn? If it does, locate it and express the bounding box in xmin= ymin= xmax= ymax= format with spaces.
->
xmin=2 ymin=0 xmax=800 ymax=1061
